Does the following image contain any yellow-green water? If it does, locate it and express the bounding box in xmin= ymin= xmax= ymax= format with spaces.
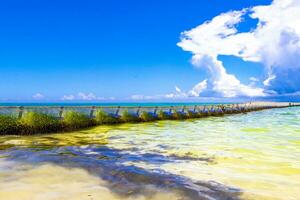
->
xmin=0 ymin=107 xmax=299 ymax=200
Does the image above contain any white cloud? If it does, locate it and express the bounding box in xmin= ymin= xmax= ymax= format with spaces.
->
xmin=130 ymin=93 xmax=181 ymax=100
xmin=177 ymin=0 xmax=300 ymax=97
xmin=175 ymin=86 xmax=188 ymax=97
xmin=61 ymin=95 xmax=75 ymax=101
xmin=61 ymin=92 xmax=107 ymax=101
xmin=78 ymin=92 xmax=97 ymax=100
xmin=263 ymin=74 xmax=276 ymax=86
xmin=175 ymin=86 xmax=181 ymax=93
xmin=130 ymin=86 xmax=193 ymax=100
xmin=249 ymin=77 xmax=259 ymax=82
xmin=188 ymin=80 xmax=208 ymax=97
xmin=164 ymin=82 xmax=207 ymax=99
xmin=130 ymin=95 xmax=152 ymax=100
xmin=32 ymin=93 xmax=44 ymax=100
xmin=164 ymin=93 xmax=176 ymax=99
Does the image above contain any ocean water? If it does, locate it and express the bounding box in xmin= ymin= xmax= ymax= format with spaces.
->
xmin=0 ymin=107 xmax=299 ymax=200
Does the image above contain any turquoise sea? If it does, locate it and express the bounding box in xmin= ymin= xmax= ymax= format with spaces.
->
xmin=0 ymin=106 xmax=299 ymax=200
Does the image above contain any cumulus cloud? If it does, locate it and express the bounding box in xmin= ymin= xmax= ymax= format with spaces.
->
xmin=188 ymin=80 xmax=208 ymax=97
xmin=32 ymin=93 xmax=44 ymax=100
xmin=175 ymin=86 xmax=188 ymax=97
xmin=249 ymin=77 xmax=259 ymax=82
xmin=130 ymin=94 xmax=153 ymax=100
xmin=61 ymin=95 xmax=75 ymax=101
xmin=130 ymin=92 xmax=184 ymax=100
xmin=78 ymin=92 xmax=98 ymax=100
xmin=177 ymin=0 xmax=300 ymax=97
xmin=263 ymin=74 xmax=276 ymax=86
xmin=163 ymin=82 xmax=207 ymax=99
xmin=130 ymin=85 xmax=201 ymax=100
xmin=61 ymin=92 xmax=107 ymax=101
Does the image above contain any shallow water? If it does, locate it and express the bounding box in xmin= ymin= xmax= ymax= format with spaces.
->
xmin=0 ymin=107 xmax=299 ymax=200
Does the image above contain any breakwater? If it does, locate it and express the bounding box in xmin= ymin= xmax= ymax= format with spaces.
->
xmin=0 ymin=102 xmax=299 ymax=135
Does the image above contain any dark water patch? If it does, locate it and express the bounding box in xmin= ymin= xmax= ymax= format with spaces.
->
xmin=109 ymin=135 xmax=126 ymax=140
xmin=156 ymin=144 xmax=174 ymax=150
xmin=54 ymin=146 xmax=216 ymax=165
xmin=2 ymin=146 xmax=242 ymax=200
xmin=169 ymin=153 xmax=216 ymax=163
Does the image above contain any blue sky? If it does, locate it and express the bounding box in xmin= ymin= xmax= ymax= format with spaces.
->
xmin=2 ymin=0 xmax=299 ymax=102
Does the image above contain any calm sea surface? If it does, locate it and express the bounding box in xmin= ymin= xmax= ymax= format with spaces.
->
xmin=0 ymin=107 xmax=299 ymax=200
